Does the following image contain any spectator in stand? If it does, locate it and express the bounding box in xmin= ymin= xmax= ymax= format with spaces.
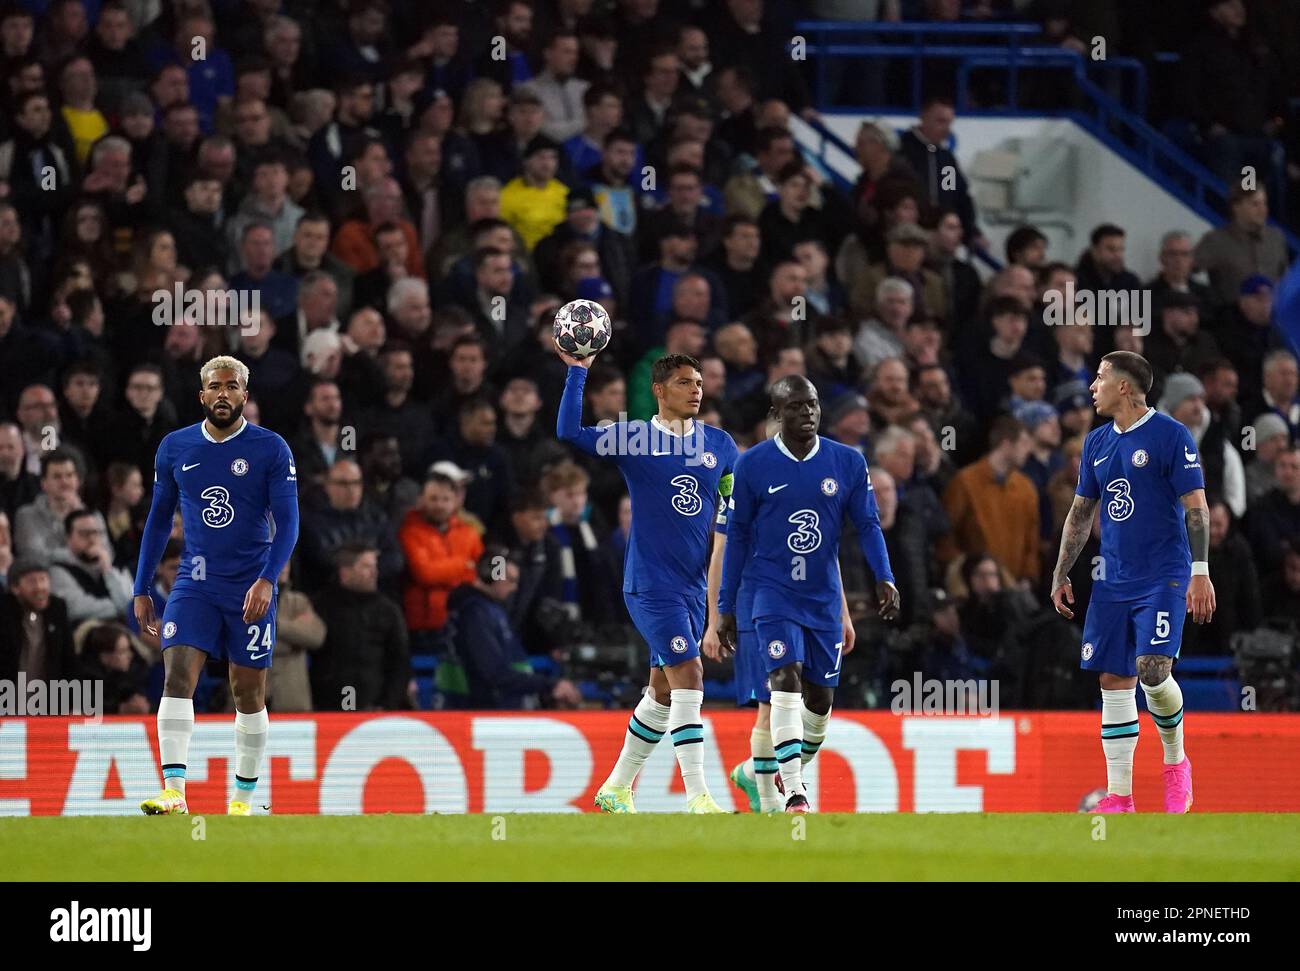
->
xmin=939 ymin=416 xmax=1040 ymax=586
xmin=332 ymin=177 xmax=425 ymax=278
xmin=448 ymin=546 xmax=582 ymax=709
xmin=0 ymin=422 xmax=38 ymax=525
xmin=14 ymin=450 xmax=94 ymax=562
xmin=1245 ymin=349 xmax=1300 ymax=443
xmin=534 ymin=188 xmax=636 ymax=308
xmin=744 ymin=258 xmax=819 ymax=365
xmin=400 ymin=471 xmax=483 ymax=648
xmin=275 ymin=212 xmax=356 ymax=317
xmin=805 ymin=316 xmax=863 ymax=402
xmin=1216 ymin=274 xmax=1286 ymax=391
xmin=847 ymin=121 xmax=916 ymax=248
xmin=1181 ymin=499 xmax=1262 ymax=656
xmin=266 ymin=559 xmax=324 ymax=712
xmin=1195 ymin=186 xmax=1289 ymax=307
xmin=0 ymin=558 xmax=76 ymax=683
xmin=854 ymin=277 xmax=913 ymax=373
xmin=1159 ymin=372 xmax=1246 ymax=519
xmin=225 ymin=153 xmax=303 ymax=269
xmin=290 ymin=377 xmax=347 ymax=492
xmin=873 ymin=424 xmax=947 ymax=627
xmin=725 ymin=126 xmax=811 ymax=222
xmin=100 ymin=461 xmax=144 ymax=568
xmin=426 ymin=397 xmax=514 ymax=541
xmin=475 ymin=0 xmax=535 ymax=91
xmin=358 ymin=344 xmax=438 ymax=481
xmin=960 ymin=296 xmax=1032 ymax=423
xmin=1005 ymin=225 xmax=1048 ymax=270
xmin=1144 ymin=291 xmax=1222 ymax=398
xmin=927 ymin=209 xmax=982 ymax=328
xmin=358 ymin=430 xmax=421 ymax=525
xmin=1148 ymin=230 xmax=1213 ymax=315
xmin=1246 ymin=444 xmax=1300 ymax=574
xmin=500 ymin=136 xmax=569 ymax=252
xmin=230 ymin=222 xmax=300 ymax=320
xmin=898 ymin=96 xmax=985 ymax=249
xmin=913 ymin=363 xmax=980 ymax=467
xmin=77 ymin=621 xmax=150 ymax=714
xmin=796 ymin=238 xmax=844 ymax=319
xmin=642 ymin=164 xmax=724 ymax=264
xmin=849 ymin=223 xmax=946 ymax=328
xmin=758 ymin=160 xmax=827 ymax=266
xmin=1053 ymin=378 xmax=1096 ymax=441
xmin=563 ymin=84 xmax=623 ymax=175
xmin=703 ymin=215 xmax=764 ymax=319
xmin=1014 ymin=399 xmax=1064 ymax=550
xmin=824 ymin=391 xmax=872 ymax=455
xmin=1074 ymin=223 xmax=1142 ymax=298
xmin=532 ymin=30 xmax=589 ymax=144
xmin=866 ymin=357 xmax=920 ymax=430
xmin=48 ymin=508 xmax=133 ymax=625
xmin=299 ymin=458 xmax=404 ymax=596
xmin=1244 ymin=413 xmax=1290 ymax=504
xmin=1181 ymin=0 xmax=1286 ymax=214
xmin=542 ymin=460 xmax=613 ymax=625
xmin=1199 ymin=356 xmax=1245 ymax=456
xmin=312 ymin=542 xmax=410 ymax=710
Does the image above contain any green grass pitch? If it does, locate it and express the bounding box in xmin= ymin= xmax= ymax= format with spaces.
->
xmin=2 ymin=814 xmax=1297 ymax=881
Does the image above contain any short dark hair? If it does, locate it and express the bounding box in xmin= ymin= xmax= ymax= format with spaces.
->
xmin=651 ymin=353 xmax=702 ymax=386
xmin=586 ymin=364 xmax=623 ymax=396
xmin=987 ymin=295 xmax=1029 ymax=320
xmin=988 ymin=415 xmax=1028 ymax=448
xmin=449 ymin=334 xmax=486 ymax=357
xmin=755 ymin=126 xmax=794 ymax=155
xmin=583 ymin=83 xmax=620 ymax=109
xmin=1101 ymin=350 xmax=1153 ymax=395
xmin=602 ymin=127 xmax=637 ymax=149
xmin=1005 ymin=225 xmax=1047 ymax=263
xmin=1090 ymin=223 xmax=1125 ymax=246
xmin=722 ymin=214 xmax=758 ymax=238
xmin=64 ymin=508 xmax=97 ymax=534
xmin=62 ymin=357 xmax=101 ymax=385
xmin=472 ymin=245 xmax=510 ymax=271
xmin=335 ymin=541 xmax=378 ymax=570
xmin=40 ymin=449 xmax=79 ymax=478
xmin=510 ymin=491 xmax=546 ymax=514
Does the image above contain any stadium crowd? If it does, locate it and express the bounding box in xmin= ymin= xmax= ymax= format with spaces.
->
xmin=0 ymin=0 xmax=1298 ymax=714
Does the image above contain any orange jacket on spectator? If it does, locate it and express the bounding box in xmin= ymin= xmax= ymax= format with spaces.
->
xmin=938 ymin=456 xmax=1041 ymax=583
xmin=331 ymin=218 xmax=425 ymax=277
xmin=399 ymin=508 xmax=483 ymax=631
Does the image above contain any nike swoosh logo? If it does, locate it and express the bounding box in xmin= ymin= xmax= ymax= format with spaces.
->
xmin=1149 ymin=639 xmax=1170 ymax=646
xmin=767 ymin=484 xmax=789 ymax=493
xmin=651 ymin=451 xmax=672 ymax=456
xmin=824 ymin=670 xmax=836 ymax=678
xmin=248 ymin=652 xmax=270 ymax=660
xmin=182 ymin=462 xmax=200 ymax=471
xmin=1093 ymin=456 xmax=1109 ymax=467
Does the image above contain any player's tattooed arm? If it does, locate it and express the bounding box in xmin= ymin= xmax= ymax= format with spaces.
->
xmin=1181 ymin=491 xmax=1210 ymax=562
xmin=1050 ymin=495 xmax=1097 ymax=619
xmin=1051 ymin=495 xmax=1098 ymax=589
xmin=1180 ymin=489 xmax=1216 ymax=624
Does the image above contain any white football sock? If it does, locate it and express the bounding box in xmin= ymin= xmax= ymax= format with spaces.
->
xmin=668 ymin=688 xmax=707 ymax=800
xmin=1100 ymin=688 xmax=1139 ymax=796
xmin=157 ymin=696 xmax=193 ymax=795
xmin=750 ymin=726 xmax=781 ymax=811
xmin=770 ymin=691 xmax=804 ymax=801
xmin=233 ymin=707 xmax=269 ymax=803
xmin=800 ymin=702 xmax=830 ymax=765
xmin=1141 ymin=676 xmax=1185 ymax=765
xmin=606 ymin=691 xmax=670 ymax=788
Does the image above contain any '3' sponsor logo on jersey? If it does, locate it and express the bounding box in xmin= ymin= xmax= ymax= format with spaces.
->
xmin=1105 ymin=478 xmax=1135 ymax=522
xmin=670 ymin=475 xmax=703 ymax=516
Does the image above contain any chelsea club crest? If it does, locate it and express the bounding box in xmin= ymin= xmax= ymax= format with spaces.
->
xmin=821 ymin=477 xmax=838 ymax=495
xmin=1131 ymin=449 xmax=1149 ymax=468
xmin=231 ymin=458 xmax=249 ymax=476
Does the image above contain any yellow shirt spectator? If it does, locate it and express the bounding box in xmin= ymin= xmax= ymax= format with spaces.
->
xmin=498 ymin=139 xmax=568 ymax=251
xmin=62 ymin=106 xmax=108 ymax=166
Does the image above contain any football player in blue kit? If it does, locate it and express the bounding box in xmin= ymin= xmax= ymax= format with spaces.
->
xmin=704 ymin=419 xmax=857 ymax=814
xmin=717 ymin=375 xmax=899 ymax=813
xmin=1050 ymin=351 xmax=1216 ymax=813
xmin=556 ymin=341 xmax=740 ymax=813
xmin=134 ymin=356 xmax=299 ymax=816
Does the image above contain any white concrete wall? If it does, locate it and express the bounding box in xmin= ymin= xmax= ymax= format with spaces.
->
xmin=793 ymin=113 xmax=1215 ymax=281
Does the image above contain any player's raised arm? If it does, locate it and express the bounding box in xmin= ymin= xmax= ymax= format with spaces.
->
xmin=1180 ymin=488 xmax=1216 ymax=624
xmin=554 ymin=342 xmax=614 ymax=457
xmin=847 ymin=456 xmax=899 ymax=621
xmin=132 ymin=439 xmax=180 ymax=636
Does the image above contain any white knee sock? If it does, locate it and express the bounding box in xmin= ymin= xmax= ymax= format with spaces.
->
xmin=668 ymin=688 xmax=707 ymax=800
xmin=1141 ymin=676 xmax=1185 ymax=765
xmin=750 ymin=726 xmax=781 ymax=811
xmin=1100 ymin=688 xmax=1139 ymax=796
xmin=606 ymin=691 xmax=670 ymax=788
xmin=157 ymin=696 xmax=194 ymax=795
xmin=233 ymin=707 xmax=269 ymax=802
xmin=770 ymin=691 xmax=804 ymax=800
xmin=801 ymin=702 xmax=830 ymax=765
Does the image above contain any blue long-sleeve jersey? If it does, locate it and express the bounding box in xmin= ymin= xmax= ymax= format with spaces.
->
xmin=718 ymin=434 xmax=893 ymax=626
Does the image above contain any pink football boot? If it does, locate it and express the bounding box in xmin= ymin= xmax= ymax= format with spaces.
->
xmin=1094 ymin=793 xmax=1136 ymax=813
xmin=1162 ymin=757 xmax=1193 ymax=813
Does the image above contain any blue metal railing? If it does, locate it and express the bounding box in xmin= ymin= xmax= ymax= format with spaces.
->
xmin=794 ymin=21 xmax=1300 ymax=256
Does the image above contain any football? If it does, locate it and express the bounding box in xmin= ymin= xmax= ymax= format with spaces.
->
xmin=553 ymin=298 xmax=612 ymax=359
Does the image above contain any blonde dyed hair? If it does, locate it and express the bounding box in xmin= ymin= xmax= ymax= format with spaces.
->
xmin=200 ymin=355 xmax=250 ymax=388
